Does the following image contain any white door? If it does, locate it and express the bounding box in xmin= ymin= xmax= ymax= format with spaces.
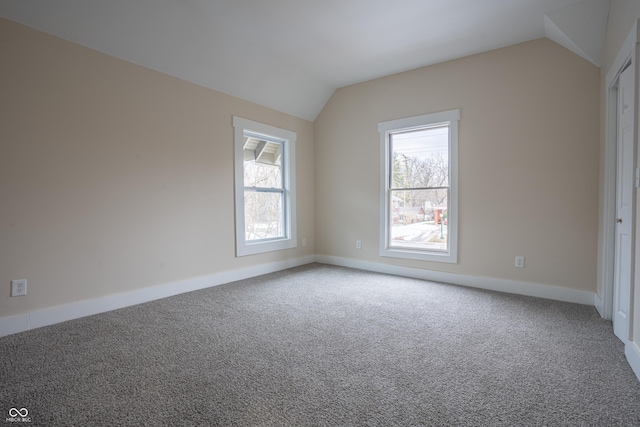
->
xmin=613 ymin=63 xmax=634 ymax=342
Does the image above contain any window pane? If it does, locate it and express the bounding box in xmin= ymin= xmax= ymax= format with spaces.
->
xmin=390 ymin=188 xmax=448 ymax=252
xmin=244 ymin=191 xmax=284 ymax=240
xmin=391 ymin=126 xmax=449 ymax=189
xmin=244 ymin=159 xmax=282 ymax=188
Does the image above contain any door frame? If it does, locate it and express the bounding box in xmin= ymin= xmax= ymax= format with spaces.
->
xmin=599 ymin=20 xmax=640 ymax=330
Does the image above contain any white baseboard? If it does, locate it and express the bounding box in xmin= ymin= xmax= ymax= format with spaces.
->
xmin=0 ymin=254 xmax=599 ymax=338
xmin=315 ymin=255 xmax=595 ymax=305
xmin=594 ymin=292 xmax=605 ymax=317
xmin=0 ymin=314 xmax=30 ymax=338
xmin=626 ymin=341 xmax=640 ymax=382
xmin=0 ymin=255 xmax=316 ymax=338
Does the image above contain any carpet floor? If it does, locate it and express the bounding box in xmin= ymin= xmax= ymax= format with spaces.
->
xmin=1 ymin=263 xmax=639 ymax=426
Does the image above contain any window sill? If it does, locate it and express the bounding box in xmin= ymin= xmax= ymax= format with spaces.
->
xmin=380 ymin=247 xmax=457 ymax=264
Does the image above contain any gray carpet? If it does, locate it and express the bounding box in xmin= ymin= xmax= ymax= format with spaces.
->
xmin=1 ymin=263 xmax=639 ymax=426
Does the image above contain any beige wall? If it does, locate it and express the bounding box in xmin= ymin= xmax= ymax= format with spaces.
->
xmin=599 ymin=1 xmax=640 ymax=349
xmin=0 ymin=18 xmax=315 ymax=318
xmin=0 ymin=16 xmax=604 ymax=322
xmin=315 ymin=38 xmax=600 ymax=291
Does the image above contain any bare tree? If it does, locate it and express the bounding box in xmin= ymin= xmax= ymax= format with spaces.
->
xmin=244 ymin=161 xmax=283 ymax=239
xmin=393 ymin=152 xmax=448 ymax=214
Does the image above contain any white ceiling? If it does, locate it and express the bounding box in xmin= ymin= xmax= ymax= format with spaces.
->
xmin=0 ymin=0 xmax=607 ymax=121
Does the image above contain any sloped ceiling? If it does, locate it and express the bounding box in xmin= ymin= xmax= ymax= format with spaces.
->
xmin=0 ymin=0 xmax=606 ymax=121
xmin=545 ymin=0 xmax=609 ymax=67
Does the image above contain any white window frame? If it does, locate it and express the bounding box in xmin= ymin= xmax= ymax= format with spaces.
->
xmin=378 ymin=109 xmax=459 ymax=263
xmin=233 ymin=116 xmax=297 ymax=257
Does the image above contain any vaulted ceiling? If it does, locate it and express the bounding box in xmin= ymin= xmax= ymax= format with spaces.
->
xmin=0 ymin=0 xmax=609 ymax=121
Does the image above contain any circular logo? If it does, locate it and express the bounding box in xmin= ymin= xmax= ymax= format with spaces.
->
xmin=8 ymin=408 xmax=28 ymax=417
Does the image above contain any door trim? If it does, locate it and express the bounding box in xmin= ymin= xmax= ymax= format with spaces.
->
xmin=600 ymin=20 xmax=640 ymax=327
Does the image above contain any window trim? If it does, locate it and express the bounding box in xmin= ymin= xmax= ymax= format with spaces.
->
xmin=233 ymin=116 xmax=297 ymax=257
xmin=378 ymin=109 xmax=459 ymax=263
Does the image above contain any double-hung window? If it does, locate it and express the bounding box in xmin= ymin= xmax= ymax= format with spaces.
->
xmin=233 ymin=117 xmax=297 ymax=256
xmin=378 ymin=109 xmax=459 ymax=263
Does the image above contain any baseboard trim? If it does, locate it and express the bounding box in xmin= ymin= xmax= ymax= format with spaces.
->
xmin=316 ymin=255 xmax=595 ymax=305
xmin=0 ymin=255 xmax=316 ymax=338
xmin=0 ymin=254 xmax=598 ymax=338
xmin=594 ymin=293 xmax=605 ymax=318
xmin=626 ymin=341 xmax=640 ymax=382
xmin=0 ymin=314 xmax=30 ymax=338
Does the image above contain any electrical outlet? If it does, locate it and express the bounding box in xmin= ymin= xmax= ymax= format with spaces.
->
xmin=11 ymin=279 xmax=27 ymax=297
xmin=515 ymin=256 xmax=525 ymax=268
xmin=302 ymin=238 xmax=307 ymax=247
xmin=356 ymin=240 xmax=362 ymax=250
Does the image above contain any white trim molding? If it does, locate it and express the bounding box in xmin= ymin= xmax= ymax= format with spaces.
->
xmin=233 ymin=116 xmax=297 ymax=257
xmin=626 ymin=341 xmax=640 ymax=381
xmin=0 ymin=256 xmax=315 ymax=338
xmin=4 ymin=254 xmax=632 ymax=379
xmin=378 ymin=109 xmax=460 ymax=264
xmin=1 ymin=254 xmax=598 ymax=339
xmin=599 ymin=19 xmax=640 ymax=322
xmin=594 ymin=292 xmax=605 ymax=318
xmin=316 ymin=255 xmax=595 ymax=305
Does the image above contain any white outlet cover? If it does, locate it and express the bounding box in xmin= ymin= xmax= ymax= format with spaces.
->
xmin=11 ymin=279 xmax=27 ymax=297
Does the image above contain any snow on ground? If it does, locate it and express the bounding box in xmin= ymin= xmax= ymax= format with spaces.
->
xmin=391 ymin=221 xmax=447 ymax=251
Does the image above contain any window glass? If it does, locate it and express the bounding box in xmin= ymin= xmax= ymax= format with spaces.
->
xmin=378 ymin=109 xmax=459 ymax=263
xmin=233 ymin=117 xmax=297 ymax=256
xmin=389 ymin=125 xmax=450 ymax=252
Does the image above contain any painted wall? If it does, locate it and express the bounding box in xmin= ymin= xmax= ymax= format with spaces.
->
xmin=315 ymin=38 xmax=600 ymax=292
xmin=0 ymin=16 xmax=603 ymax=323
xmin=0 ymin=18 xmax=315 ymax=318
xmin=598 ymin=0 xmax=640 ymax=357
xmin=602 ymin=1 xmax=640 ymax=74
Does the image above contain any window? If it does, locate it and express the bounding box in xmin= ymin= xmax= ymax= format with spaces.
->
xmin=378 ymin=109 xmax=459 ymax=263
xmin=233 ymin=117 xmax=296 ymax=256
